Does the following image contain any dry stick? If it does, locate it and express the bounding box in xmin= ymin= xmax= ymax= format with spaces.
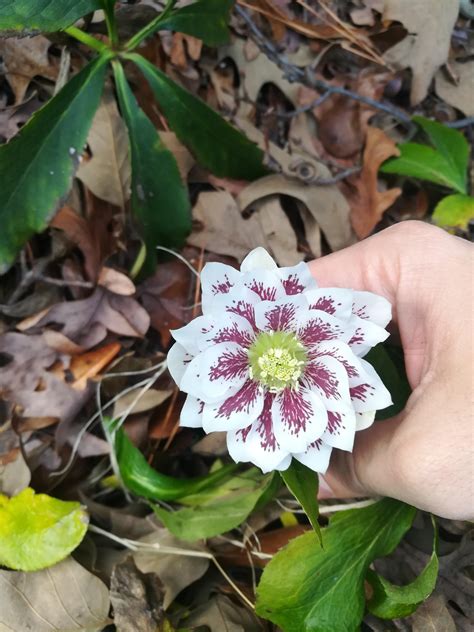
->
xmin=235 ymin=5 xmax=414 ymax=131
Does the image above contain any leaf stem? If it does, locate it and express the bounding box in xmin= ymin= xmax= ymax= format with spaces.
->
xmin=124 ymin=0 xmax=177 ymax=51
xmin=64 ymin=26 xmax=109 ymax=53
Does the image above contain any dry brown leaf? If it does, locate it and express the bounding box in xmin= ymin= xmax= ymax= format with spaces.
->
xmin=68 ymin=342 xmax=121 ymax=390
xmin=344 ymin=127 xmax=401 ymax=238
xmin=382 ymin=0 xmax=459 ymax=105
xmin=237 ymin=174 xmax=353 ymax=252
xmin=435 ymin=61 xmax=474 ymax=117
xmin=98 ymin=267 xmax=136 ymax=296
xmin=410 ymin=595 xmax=456 ymax=632
xmin=27 ymin=288 xmax=150 ymax=349
xmin=113 ymin=389 xmax=173 ymax=418
xmin=0 ymin=36 xmax=57 ymax=104
xmin=77 ymin=87 xmax=131 ymax=208
xmin=0 ymin=557 xmax=110 ymax=632
xmin=0 ymin=451 xmax=30 ymax=496
xmin=160 ymin=131 xmax=195 ymax=180
xmin=350 ymin=0 xmax=384 ymax=25
xmin=188 ymin=190 xmax=302 ymax=265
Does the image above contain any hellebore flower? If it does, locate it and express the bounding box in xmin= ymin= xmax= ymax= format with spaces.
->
xmin=168 ymin=248 xmax=392 ymax=474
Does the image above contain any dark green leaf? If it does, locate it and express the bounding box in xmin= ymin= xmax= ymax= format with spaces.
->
xmin=255 ymin=498 xmax=416 ymax=632
xmin=367 ymin=517 xmax=438 ymax=619
xmin=159 ymin=0 xmax=234 ymax=46
xmin=432 ymin=194 xmax=474 ymax=230
xmin=113 ymin=61 xmax=191 ymax=275
xmin=281 ymin=460 xmax=322 ymax=544
xmin=414 ymin=116 xmax=469 ymax=191
xmin=364 ymin=343 xmax=411 ymax=420
xmin=0 ymin=0 xmax=100 ymax=35
xmin=129 ymin=53 xmax=267 ymax=181
xmin=0 ymin=487 xmax=89 ymax=571
xmin=0 ymin=55 xmax=108 ymax=273
xmin=380 ymin=117 xmax=468 ymax=194
xmin=154 ymin=471 xmax=276 ymax=540
xmin=111 ymin=421 xmax=238 ymax=501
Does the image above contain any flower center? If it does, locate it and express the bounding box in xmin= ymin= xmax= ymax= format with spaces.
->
xmin=247 ymin=331 xmax=307 ymax=392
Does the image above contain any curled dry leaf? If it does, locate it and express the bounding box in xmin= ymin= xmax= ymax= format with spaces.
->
xmin=343 ymin=126 xmax=402 ymax=239
xmin=98 ymin=267 xmax=136 ymax=296
xmin=0 ymin=556 xmax=110 ymax=632
xmin=76 ymin=87 xmax=131 ymax=209
xmin=0 ymin=35 xmax=57 ymax=104
xmin=113 ymin=388 xmax=173 ymax=418
xmin=382 ymin=0 xmax=459 ymax=105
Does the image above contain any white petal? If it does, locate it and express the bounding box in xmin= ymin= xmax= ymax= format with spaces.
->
xmin=241 ymin=247 xmax=277 ymax=272
xmin=294 ymin=440 xmax=333 ymax=474
xmin=305 ymin=287 xmax=354 ymax=321
xmin=227 ymin=394 xmax=291 ymax=473
xmin=180 ymin=395 xmax=204 ymax=428
xmin=311 ymin=340 xmax=366 ymax=383
xmin=272 ymin=387 xmax=328 ymax=453
xmin=180 ymin=342 xmax=248 ymax=402
xmin=297 ymin=310 xmax=356 ymax=346
xmin=167 ymin=343 xmax=193 ymax=387
xmin=356 ymin=410 xmax=376 ymax=431
xmin=204 ymin=312 xmax=255 ymax=348
xmin=320 ymin=406 xmax=356 ymax=451
xmin=352 ymin=291 xmax=392 ymax=328
xmin=204 ymin=285 xmax=260 ymax=328
xmin=254 ymin=294 xmax=307 ymax=332
xmin=242 ymin=269 xmax=285 ymax=302
xmin=171 ymin=315 xmax=214 ymax=355
xmin=202 ymin=379 xmax=264 ymax=432
xmin=277 ymin=261 xmax=318 ymax=295
xmin=304 ymin=355 xmax=351 ymax=407
xmin=348 ymin=315 xmax=390 ymax=357
xmin=349 ymin=358 xmax=393 ymax=413
xmin=201 ymin=261 xmax=239 ymax=298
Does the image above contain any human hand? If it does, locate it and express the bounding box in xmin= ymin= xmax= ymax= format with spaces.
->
xmin=309 ymin=221 xmax=474 ymax=520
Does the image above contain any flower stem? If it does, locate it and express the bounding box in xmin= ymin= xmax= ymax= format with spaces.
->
xmin=124 ymin=0 xmax=177 ymax=51
xmin=64 ymin=26 xmax=109 ymax=53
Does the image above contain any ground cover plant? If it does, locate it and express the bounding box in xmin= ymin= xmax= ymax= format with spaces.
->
xmin=0 ymin=1 xmax=472 ymax=630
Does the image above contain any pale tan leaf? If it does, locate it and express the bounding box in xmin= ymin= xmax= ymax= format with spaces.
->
xmin=411 ymin=595 xmax=457 ymax=632
xmin=382 ymin=0 xmax=459 ymax=105
xmin=160 ymin=131 xmax=195 ymax=180
xmin=113 ymin=389 xmax=173 ymax=418
xmin=435 ymin=61 xmax=474 ymax=117
xmin=0 ymin=556 xmax=110 ymax=632
xmin=77 ymin=87 xmax=131 ymax=208
xmin=98 ymin=267 xmax=136 ymax=296
xmin=0 ymin=452 xmax=31 ymax=497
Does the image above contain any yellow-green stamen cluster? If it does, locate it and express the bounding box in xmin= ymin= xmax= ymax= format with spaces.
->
xmin=247 ymin=331 xmax=307 ymax=392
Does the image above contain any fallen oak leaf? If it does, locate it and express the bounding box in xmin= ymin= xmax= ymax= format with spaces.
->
xmin=343 ymin=126 xmax=402 ymax=239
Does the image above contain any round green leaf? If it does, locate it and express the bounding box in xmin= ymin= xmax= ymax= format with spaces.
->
xmin=0 ymin=488 xmax=89 ymax=571
xmin=432 ymin=194 xmax=474 ymax=230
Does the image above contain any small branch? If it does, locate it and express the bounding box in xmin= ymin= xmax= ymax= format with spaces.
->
xmin=445 ymin=117 xmax=474 ymax=129
xmin=235 ymin=6 xmax=414 ymax=131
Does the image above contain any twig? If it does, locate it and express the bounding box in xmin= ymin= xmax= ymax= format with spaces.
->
xmin=235 ymin=5 xmax=414 ymax=130
xmin=445 ymin=117 xmax=474 ymax=129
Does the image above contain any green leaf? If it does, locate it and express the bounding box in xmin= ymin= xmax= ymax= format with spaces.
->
xmin=154 ymin=471 xmax=276 ymax=540
xmin=0 ymin=487 xmax=89 ymax=571
xmin=432 ymin=194 xmax=474 ymax=230
xmin=364 ymin=343 xmax=411 ymax=420
xmin=0 ymin=54 xmax=108 ymax=273
xmin=367 ymin=517 xmax=438 ymax=619
xmin=129 ymin=53 xmax=267 ymax=181
xmin=0 ymin=0 xmax=100 ymax=35
xmin=381 ymin=117 xmax=469 ymax=194
xmin=159 ymin=0 xmax=234 ymax=46
xmin=255 ymin=498 xmax=416 ymax=632
xmin=111 ymin=421 xmax=238 ymax=501
xmin=113 ymin=61 xmax=191 ymax=275
xmin=281 ymin=460 xmax=322 ymax=545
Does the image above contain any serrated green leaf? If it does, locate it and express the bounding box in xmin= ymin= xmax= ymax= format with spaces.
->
xmin=414 ymin=116 xmax=469 ymax=191
xmin=129 ymin=53 xmax=267 ymax=181
xmin=111 ymin=420 xmax=238 ymax=501
xmin=364 ymin=343 xmax=411 ymax=420
xmin=255 ymin=498 xmax=416 ymax=632
xmin=367 ymin=517 xmax=438 ymax=619
xmin=159 ymin=0 xmax=234 ymax=46
xmin=0 ymin=0 xmax=100 ymax=35
xmin=154 ymin=472 xmax=276 ymax=540
xmin=0 ymin=488 xmax=89 ymax=571
xmin=0 ymin=55 xmax=108 ymax=273
xmin=113 ymin=61 xmax=191 ymax=275
xmin=281 ymin=460 xmax=322 ymax=545
xmin=432 ymin=194 xmax=474 ymax=230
